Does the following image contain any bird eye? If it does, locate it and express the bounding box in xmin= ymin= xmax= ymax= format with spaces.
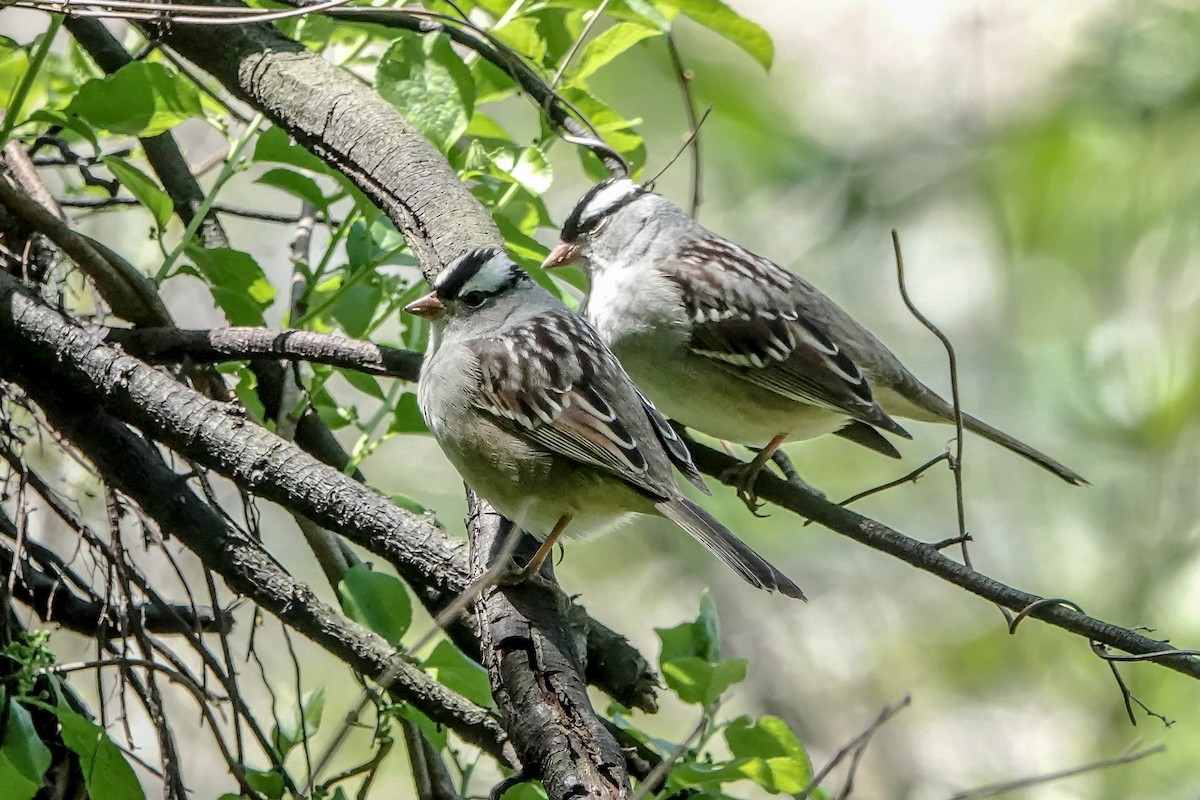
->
xmin=460 ymin=290 xmax=488 ymax=308
xmin=587 ymin=215 xmax=609 ymax=235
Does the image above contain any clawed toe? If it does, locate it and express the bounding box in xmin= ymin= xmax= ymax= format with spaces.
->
xmin=721 ymin=462 xmax=770 ymax=516
xmin=497 ymin=556 xmax=559 ymax=591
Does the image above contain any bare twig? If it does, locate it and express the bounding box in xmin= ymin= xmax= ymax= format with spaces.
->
xmin=629 ymin=712 xmax=708 ymax=800
xmin=891 ymin=230 xmax=970 ymax=567
xmin=946 ymin=745 xmax=1164 ymax=800
xmin=665 ymin=33 xmax=703 ymax=217
xmin=832 ymin=453 xmax=950 ymax=511
xmin=551 ymin=0 xmax=613 ymax=88
xmin=799 ymin=695 xmax=911 ymax=799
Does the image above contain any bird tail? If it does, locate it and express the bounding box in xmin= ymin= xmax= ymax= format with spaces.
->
xmin=655 ymin=497 xmax=806 ymax=600
xmin=884 ymin=383 xmax=1087 ymax=485
xmin=960 ymin=411 xmax=1087 ymax=485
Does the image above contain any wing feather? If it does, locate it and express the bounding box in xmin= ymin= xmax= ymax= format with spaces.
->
xmin=671 ymin=238 xmax=907 ymax=434
xmin=470 ymin=311 xmax=675 ymax=498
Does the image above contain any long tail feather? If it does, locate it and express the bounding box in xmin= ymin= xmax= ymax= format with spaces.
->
xmin=656 ymin=497 xmax=806 ymax=600
xmin=961 ymin=412 xmax=1087 ymax=485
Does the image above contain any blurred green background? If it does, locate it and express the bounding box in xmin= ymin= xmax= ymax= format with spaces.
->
xmin=6 ymin=0 xmax=1200 ymax=797
xmin=506 ymin=1 xmax=1200 ymax=796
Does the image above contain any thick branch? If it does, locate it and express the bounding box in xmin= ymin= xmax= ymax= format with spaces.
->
xmin=6 ymin=366 xmax=513 ymax=763
xmin=106 ymin=326 xmax=423 ymax=378
xmin=470 ymin=502 xmax=631 ymax=799
xmin=103 ymin=322 xmax=1200 ymax=682
xmin=0 ymin=273 xmax=658 ymax=715
xmin=146 ymin=5 xmax=499 ymax=278
xmin=684 ymin=442 xmax=1200 ymax=681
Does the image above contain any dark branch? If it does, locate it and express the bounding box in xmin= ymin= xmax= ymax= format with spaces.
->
xmin=3 ymin=364 xmax=514 ymax=764
xmin=469 ymin=502 xmax=631 ymax=799
xmin=0 ymin=516 xmax=230 ymax=636
xmin=105 ymin=326 xmax=423 ymax=379
xmin=684 ymin=442 xmax=1200 ymax=681
xmin=0 ymin=273 xmax=658 ymax=714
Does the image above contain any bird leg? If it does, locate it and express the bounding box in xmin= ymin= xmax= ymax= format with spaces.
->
xmin=503 ymin=513 xmax=572 ymax=586
xmin=721 ymin=433 xmax=788 ymax=515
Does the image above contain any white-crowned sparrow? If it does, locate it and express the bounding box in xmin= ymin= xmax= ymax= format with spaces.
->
xmin=543 ymin=179 xmax=1085 ymax=504
xmin=405 ymin=247 xmax=804 ymax=599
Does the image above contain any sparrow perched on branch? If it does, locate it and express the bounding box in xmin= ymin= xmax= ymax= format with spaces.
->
xmin=544 ymin=179 xmax=1085 ymax=507
xmin=406 ymin=247 xmax=805 ymax=598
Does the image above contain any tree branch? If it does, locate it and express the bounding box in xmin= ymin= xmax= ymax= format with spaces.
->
xmin=683 ymin=442 xmax=1200 ymax=681
xmin=63 ymin=16 xmax=232 ymax=250
xmin=105 ymin=326 xmax=423 ymax=378
xmin=4 ymin=363 xmax=514 ymax=765
xmin=0 ymin=515 xmax=230 ymax=636
xmin=102 ymin=321 xmax=1200 ymax=683
xmin=469 ymin=501 xmax=631 ymax=799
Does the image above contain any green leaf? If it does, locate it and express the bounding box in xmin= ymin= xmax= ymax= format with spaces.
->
xmin=254 ymin=125 xmax=331 ymax=173
xmin=573 ymin=23 xmax=661 ymax=82
xmin=494 ymin=18 xmax=548 ymax=63
xmin=504 ymin=146 xmax=554 ymax=195
xmin=724 ymin=715 xmax=806 ymax=761
xmin=388 ymin=392 xmax=428 ymax=434
xmin=0 ymin=696 xmax=51 ymax=800
xmin=244 ymin=767 xmax=285 ymax=799
xmin=0 ymin=37 xmax=33 ymax=113
xmin=329 ymin=282 xmax=382 ymax=337
xmin=255 ymin=168 xmax=331 ymax=212
xmin=424 ymin=641 xmax=493 ymax=708
xmin=498 ymin=784 xmax=548 ymax=800
xmin=736 ymin=754 xmax=811 ymax=793
xmin=389 ymin=492 xmax=429 ymax=515
xmin=619 ymin=0 xmax=672 ymax=31
xmin=104 ymin=157 xmax=173 ymax=231
xmin=68 ymin=62 xmax=202 ymax=136
xmin=559 ymin=87 xmax=645 ymax=174
xmin=338 ymin=565 xmax=413 ymax=646
xmin=377 ymin=34 xmax=475 ymax=150
xmin=657 ymin=0 xmax=773 ymax=70
xmin=656 ymin=590 xmax=722 ymax=665
xmin=397 ymin=705 xmax=447 ymax=752
xmin=186 ymin=247 xmax=275 ymax=326
xmin=54 ymin=704 xmax=145 ymax=800
xmin=223 ymin=363 xmax=266 ymax=421
xmin=340 ymin=368 xmax=386 ymax=401
xmin=661 ymin=656 xmax=746 ymax=706
xmin=672 ymin=758 xmax=752 ymax=787
xmin=271 ymin=687 xmax=325 ymax=759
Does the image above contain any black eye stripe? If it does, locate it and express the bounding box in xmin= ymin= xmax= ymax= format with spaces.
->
xmin=434 ymin=247 xmax=500 ymax=300
xmin=561 ymin=180 xmax=644 ymax=242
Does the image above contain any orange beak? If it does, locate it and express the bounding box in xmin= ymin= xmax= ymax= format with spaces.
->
xmin=542 ymin=240 xmax=580 ymax=270
xmin=404 ymin=291 xmax=446 ymax=320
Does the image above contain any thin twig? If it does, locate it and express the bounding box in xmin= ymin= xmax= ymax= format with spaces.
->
xmin=629 ymin=713 xmax=708 ymax=800
xmin=946 ymin=745 xmax=1165 ymax=800
xmin=551 ymin=0 xmax=612 ymax=88
xmin=799 ymin=695 xmax=911 ymax=799
xmin=892 ymin=231 xmax=975 ymax=574
xmin=665 ymin=33 xmax=702 ymax=217
xmin=814 ymin=453 xmax=951 ymax=527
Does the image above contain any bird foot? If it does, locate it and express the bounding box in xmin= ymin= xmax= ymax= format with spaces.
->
xmin=720 ymin=461 xmax=770 ymax=517
xmin=496 ymin=556 xmax=560 ymax=592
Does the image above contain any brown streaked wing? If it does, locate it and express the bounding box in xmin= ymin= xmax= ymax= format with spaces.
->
xmin=470 ymin=313 xmax=674 ymax=500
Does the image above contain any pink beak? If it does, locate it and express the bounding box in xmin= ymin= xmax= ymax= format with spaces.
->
xmin=542 ymin=240 xmax=580 ymax=270
xmin=404 ymin=291 xmax=446 ymax=320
